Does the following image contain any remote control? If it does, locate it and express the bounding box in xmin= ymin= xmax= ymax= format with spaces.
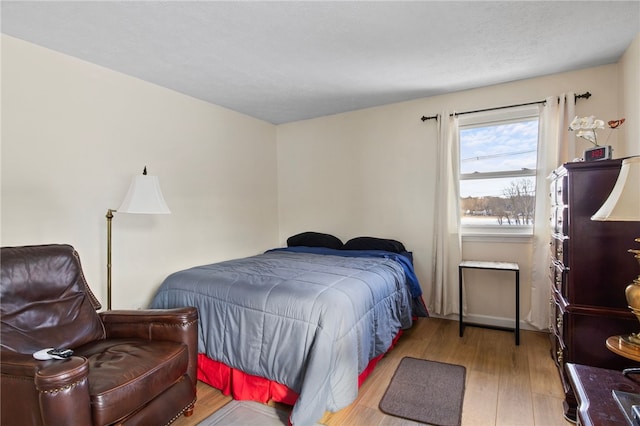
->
xmin=34 ymin=347 xmax=72 ymax=360
xmin=47 ymin=348 xmax=73 ymax=359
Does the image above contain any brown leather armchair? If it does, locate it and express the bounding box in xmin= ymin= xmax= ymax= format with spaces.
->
xmin=0 ymin=244 xmax=199 ymax=426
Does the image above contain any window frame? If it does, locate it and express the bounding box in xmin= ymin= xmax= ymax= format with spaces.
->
xmin=458 ymin=105 xmax=541 ymax=237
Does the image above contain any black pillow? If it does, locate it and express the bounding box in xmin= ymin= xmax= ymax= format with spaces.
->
xmin=342 ymin=236 xmax=406 ymax=253
xmin=287 ymin=232 xmax=343 ymax=250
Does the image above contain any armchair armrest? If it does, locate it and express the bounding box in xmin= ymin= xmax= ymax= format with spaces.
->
xmin=1 ymin=351 xmax=92 ymax=426
xmin=99 ymin=307 xmax=199 ymax=389
xmin=99 ymin=307 xmax=198 ymax=339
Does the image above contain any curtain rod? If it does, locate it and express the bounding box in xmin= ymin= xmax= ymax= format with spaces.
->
xmin=420 ymin=91 xmax=591 ymax=122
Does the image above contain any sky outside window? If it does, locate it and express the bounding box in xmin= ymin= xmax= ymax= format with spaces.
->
xmin=460 ymin=119 xmax=538 ymax=198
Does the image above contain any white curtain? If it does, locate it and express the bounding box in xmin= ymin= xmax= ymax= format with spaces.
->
xmin=430 ymin=112 xmax=462 ymax=316
xmin=527 ymin=93 xmax=575 ymax=329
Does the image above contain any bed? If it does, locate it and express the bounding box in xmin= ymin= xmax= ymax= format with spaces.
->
xmin=149 ymin=234 xmax=427 ymax=425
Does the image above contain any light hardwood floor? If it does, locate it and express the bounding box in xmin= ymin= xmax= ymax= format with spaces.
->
xmin=172 ymin=317 xmax=573 ymax=426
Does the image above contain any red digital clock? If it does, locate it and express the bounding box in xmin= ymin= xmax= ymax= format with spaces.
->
xmin=584 ymin=145 xmax=612 ymax=162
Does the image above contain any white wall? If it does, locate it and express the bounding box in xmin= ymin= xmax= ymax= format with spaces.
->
xmin=1 ymin=35 xmax=280 ymax=309
xmin=277 ymin=62 xmax=634 ymax=329
xmin=619 ymin=32 xmax=640 ymax=157
xmin=2 ymin=33 xmax=638 ymax=326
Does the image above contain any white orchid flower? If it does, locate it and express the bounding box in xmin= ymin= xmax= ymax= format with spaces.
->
xmin=568 ymin=115 xmax=607 ymax=146
xmin=570 ymin=115 xmax=605 ymax=130
xmin=581 ymin=116 xmax=595 ymax=129
xmin=569 ymin=116 xmax=582 ymax=130
xmin=576 ymin=130 xmax=596 ymax=144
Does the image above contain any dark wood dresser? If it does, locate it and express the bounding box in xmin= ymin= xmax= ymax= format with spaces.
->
xmin=549 ymin=159 xmax=640 ymax=421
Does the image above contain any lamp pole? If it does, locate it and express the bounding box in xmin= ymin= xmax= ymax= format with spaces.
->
xmin=106 ymin=208 xmax=115 ymax=310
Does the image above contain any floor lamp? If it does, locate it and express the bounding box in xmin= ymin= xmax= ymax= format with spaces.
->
xmin=106 ymin=167 xmax=171 ymax=310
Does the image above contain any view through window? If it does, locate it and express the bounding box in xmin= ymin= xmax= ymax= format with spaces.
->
xmin=459 ymin=108 xmax=539 ymax=234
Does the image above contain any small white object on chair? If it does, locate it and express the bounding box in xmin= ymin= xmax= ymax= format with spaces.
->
xmin=33 ymin=348 xmax=56 ymax=360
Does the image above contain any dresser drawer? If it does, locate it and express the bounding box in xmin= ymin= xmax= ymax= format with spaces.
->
xmin=549 ymin=330 xmax=575 ymax=418
xmin=549 ymin=173 xmax=568 ymax=206
xmin=550 ymin=329 xmax=566 ymax=372
xmin=549 ymin=260 xmax=568 ymax=296
xmin=556 ymin=174 xmax=567 ymax=205
xmin=550 ymin=206 xmax=568 ymax=235
xmin=550 ymin=293 xmax=566 ymax=340
xmin=549 ymin=179 xmax=557 ymax=206
xmin=565 ymin=309 xmax=639 ymax=370
xmin=550 ymin=235 xmax=569 ymax=265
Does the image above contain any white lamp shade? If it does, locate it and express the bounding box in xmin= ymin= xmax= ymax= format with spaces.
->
xmin=591 ymin=156 xmax=640 ymax=221
xmin=117 ymin=175 xmax=171 ymax=214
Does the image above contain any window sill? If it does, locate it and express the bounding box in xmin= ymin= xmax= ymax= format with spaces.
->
xmin=462 ymin=232 xmax=533 ymax=244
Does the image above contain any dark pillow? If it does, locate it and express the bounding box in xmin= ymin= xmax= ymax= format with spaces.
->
xmin=342 ymin=236 xmax=406 ymax=253
xmin=287 ymin=232 xmax=343 ymax=249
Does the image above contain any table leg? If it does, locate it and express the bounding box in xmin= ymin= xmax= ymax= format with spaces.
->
xmin=515 ymin=269 xmax=520 ymax=345
xmin=459 ymin=265 xmax=463 ymax=337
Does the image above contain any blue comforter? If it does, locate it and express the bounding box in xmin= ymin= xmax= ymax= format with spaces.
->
xmin=150 ymin=248 xmax=419 ymax=425
xmin=268 ymin=246 xmax=428 ymax=317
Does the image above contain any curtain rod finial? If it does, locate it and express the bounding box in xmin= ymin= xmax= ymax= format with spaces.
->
xmin=575 ymin=92 xmax=592 ymax=101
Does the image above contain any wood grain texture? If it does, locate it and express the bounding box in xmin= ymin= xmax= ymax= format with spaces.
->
xmin=172 ymin=318 xmax=571 ymax=426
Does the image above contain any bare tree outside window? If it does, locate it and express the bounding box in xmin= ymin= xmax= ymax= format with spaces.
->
xmin=501 ymin=178 xmax=535 ymax=225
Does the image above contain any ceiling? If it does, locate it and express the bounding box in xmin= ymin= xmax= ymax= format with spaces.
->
xmin=2 ymin=1 xmax=639 ymax=125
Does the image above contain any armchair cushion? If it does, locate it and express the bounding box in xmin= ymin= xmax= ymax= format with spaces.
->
xmin=75 ymin=339 xmax=188 ymax=425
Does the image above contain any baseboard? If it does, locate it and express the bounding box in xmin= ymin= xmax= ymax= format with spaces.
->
xmin=428 ymin=312 xmax=545 ymax=332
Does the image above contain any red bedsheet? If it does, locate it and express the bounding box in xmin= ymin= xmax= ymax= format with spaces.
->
xmin=197 ymin=330 xmax=403 ymax=406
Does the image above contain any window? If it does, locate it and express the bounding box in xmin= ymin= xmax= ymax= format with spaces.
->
xmin=458 ymin=106 xmax=540 ymax=235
